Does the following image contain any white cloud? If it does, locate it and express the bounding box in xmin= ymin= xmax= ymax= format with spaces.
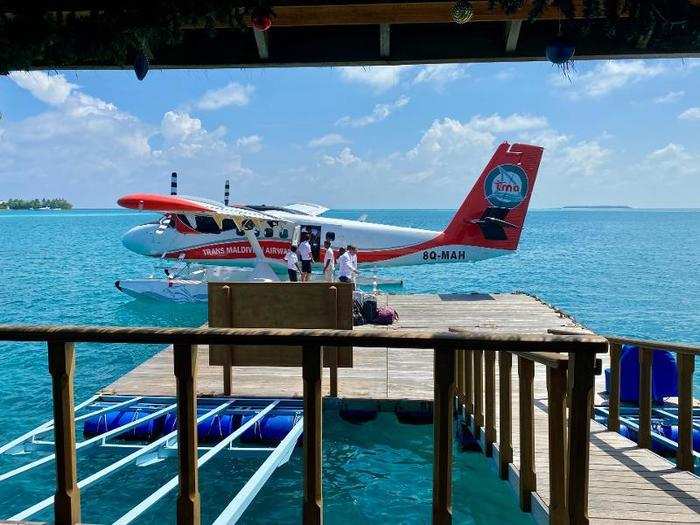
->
xmin=1 ymin=72 xmax=254 ymax=206
xmin=678 ymin=107 xmax=700 ymax=121
xmin=161 ymin=111 xmax=203 ymax=142
xmin=236 ymin=134 xmax=263 ymax=153
xmin=653 ymin=90 xmax=684 ymax=104
xmin=338 ymin=66 xmax=410 ymax=91
xmin=321 ymin=147 xmax=362 ymax=167
xmin=308 ymin=133 xmax=349 ymax=148
xmin=468 ymin=113 xmax=549 ymax=133
xmin=551 ymin=60 xmax=666 ymax=98
xmin=336 ymin=95 xmax=410 ymax=127
xmin=413 ymin=64 xmax=468 ymax=88
xmin=195 ymin=82 xmax=254 ymax=110
xmin=9 ymin=71 xmax=76 ymax=106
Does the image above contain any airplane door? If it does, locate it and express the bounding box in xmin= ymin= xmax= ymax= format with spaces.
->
xmin=301 ymin=224 xmax=322 ymax=260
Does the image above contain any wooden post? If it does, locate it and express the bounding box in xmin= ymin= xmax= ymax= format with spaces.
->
xmin=607 ymin=342 xmax=620 ymax=432
xmin=676 ymin=352 xmax=695 ymax=471
xmin=567 ymin=350 xmax=595 ymax=525
xmin=303 ymin=345 xmax=323 ymax=524
xmin=433 ymin=347 xmax=455 ymax=525
xmin=456 ymin=350 xmax=465 ymax=401
xmin=48 ymin=341 xmax=81 ymax=525
xmin=464 ymin=350 xmax=473 ymax=415
xmin=547 ymin=366 xmax=568 ymax=525
xmin=517 ymin=357 xmax=535 ymax=512
xmin=473 ymin=350 xmax=483 ymax=437
xmin=498 ymin=352 xmax=513 ymax=480
xmin=209 ymin=285 xmax=232 ymax=395
xmin=484 ymin=350 xmax=496 ymax=457
xmin=173 ymin=344 xmax=200 ymax=525
xmin=328 ymin=287 xmax=338 ymax=397
xmin=638 ymin=348 xmax=652 ymax=449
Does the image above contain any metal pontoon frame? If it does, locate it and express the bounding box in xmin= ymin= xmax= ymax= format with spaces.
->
xmin=0 ymin=395 xmax=305 ymax=524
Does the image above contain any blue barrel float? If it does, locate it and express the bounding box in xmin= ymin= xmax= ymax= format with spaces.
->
xmin=83 ymin=410 xmax=163 ymax=441
xmin=83 ymin=410 xmax=301 ymax=445
xmin=605 ymin=345 xmax=678 ymax=403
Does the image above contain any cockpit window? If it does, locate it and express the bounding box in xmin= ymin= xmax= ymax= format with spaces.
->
xmin=194 ymin=215 xmax=221 ymax=234
xmin=176 ymin=214 xmax=192 ymax=228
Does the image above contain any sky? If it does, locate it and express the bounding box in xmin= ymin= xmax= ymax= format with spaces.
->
xmin=0 ymin=59 xmax=699 ymax=209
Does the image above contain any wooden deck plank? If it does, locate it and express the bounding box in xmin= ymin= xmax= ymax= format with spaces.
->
xmin=103 ymin=292 xmax=700 ymax=524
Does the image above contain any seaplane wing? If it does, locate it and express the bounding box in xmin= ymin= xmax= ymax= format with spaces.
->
xmin=117 ymin=193 xmax=280 ymax=224
xmin=284 ymin=203 xmax=329 ymax=216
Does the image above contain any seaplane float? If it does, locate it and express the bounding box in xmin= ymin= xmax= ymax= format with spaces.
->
xmin=115 ymin=142 xmax=543 ymax=303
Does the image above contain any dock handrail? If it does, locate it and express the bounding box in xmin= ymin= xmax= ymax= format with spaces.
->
xmin=551 ymin=330 xmax=699 ymax=474
xmin=0 ymin=324 xmax=607 ymax=525
xmin=451 ymin=330 xmax=594 ymax=524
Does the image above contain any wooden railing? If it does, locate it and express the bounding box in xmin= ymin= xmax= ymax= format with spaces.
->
xmin=453 ymin=337 xmax=597 ymax=525
xmin=0 ymin=324 xmax=607 ymax=525
xmin=603 ymin=335 xmax=699 ymax=472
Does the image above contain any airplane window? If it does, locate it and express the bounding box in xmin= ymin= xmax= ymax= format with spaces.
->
xmin=176 ymin=214 xmax=192 ymax=227
xmin=222 ymin=219 xmax=235 ymax=231
xmin=194 ymin=215 xmax=221 ymax=234
xmin=280 ymin=228 xmax=289 ymax=239
xmin=264 ymin=228 xmax=273 ymax=238
xmin=325 ymin=231 xmax=336 ymax=241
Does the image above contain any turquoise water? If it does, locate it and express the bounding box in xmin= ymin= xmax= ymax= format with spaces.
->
xmin=0 ymin=208 xmax=698 ymax=523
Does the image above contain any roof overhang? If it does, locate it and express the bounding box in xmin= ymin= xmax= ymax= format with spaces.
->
xmin=1 ymin=0 xmax=699 ymax=70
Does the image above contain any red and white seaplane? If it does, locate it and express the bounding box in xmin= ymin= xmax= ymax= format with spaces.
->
xmin=115 ymin=142 xmax=543 ymax=302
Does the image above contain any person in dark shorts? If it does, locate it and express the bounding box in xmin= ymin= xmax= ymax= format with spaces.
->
xmin=284 ymin=245 xmax=301 ymax=282
xmin=298 ymin=232 xmax=314 ymax=282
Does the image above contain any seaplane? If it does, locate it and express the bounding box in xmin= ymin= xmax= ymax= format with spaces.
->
xmin=115 ymin=142 xmax=543 ymax=302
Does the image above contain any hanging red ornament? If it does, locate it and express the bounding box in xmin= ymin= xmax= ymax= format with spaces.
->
xmin=251 ymin=7 xmax=273 ymax=31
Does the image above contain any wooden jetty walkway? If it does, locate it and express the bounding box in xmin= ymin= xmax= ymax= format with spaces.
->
xmin=105 ymin=292 xmax=700 ymax=524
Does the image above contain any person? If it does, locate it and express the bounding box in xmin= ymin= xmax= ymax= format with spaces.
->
xmin=323 ymin=239 xmax=335 ymax=282
xmin=350 ymin=245 xmax=359 ymax=283
xmin=337 ymin=245 xmax=358 ymax=283
xmin=284 ymin=245 xmax=301 ymax=282
xmin=298 ymin=232 xmax=314 ymax=282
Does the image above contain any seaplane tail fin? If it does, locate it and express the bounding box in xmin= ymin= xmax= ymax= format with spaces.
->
xmin=443 ymin=142 xmax=543 ymax=251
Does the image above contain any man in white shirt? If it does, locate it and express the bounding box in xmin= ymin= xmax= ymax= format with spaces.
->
xmin=337 ymin=245 xmax=358 ymax=283
xmin=323 ymin=240 xmax=335 ymax=282
xmin=297 ymin=232 xmax=314 ymax=282
xmin=284 ymin=245 xmax=301 ymax=282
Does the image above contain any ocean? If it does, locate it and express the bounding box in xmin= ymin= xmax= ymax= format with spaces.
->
xmin=0 ymin=208 xmax=697 ymax=523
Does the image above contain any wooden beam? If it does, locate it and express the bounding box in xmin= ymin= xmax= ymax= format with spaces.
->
xmin=260 ymin=1 xmax=609 ymax=27
xmin=464 ymin=349 xmax=473 ymax=414
xmin=473 ymin=349 xmax=483 ymax=438
xmin=303 ymin=345 xmax=323 ymax=524
xmin=518 ymin=356 xmax=536 ymax=512
xmin=433 ymin=346 xmax=454 ymax=525
xmin=547 ymin=366 xmax=567 ymax=525
xmin=567 ymin=350 xmax=595 ymax=524
xmin=48 ymin=341 xmax=81 ymax=525
xmin=676 ymin=353 xmax=695 ymax=471
xmin=638 ymin=348 xmax=652 ymax=449
xmin=174 ymin=343 xmax=200 ymax=525
xmin=498 ymin=352 xmax=512 ymax=480
xmin=379 ymin=23 xmax=391 ymax=57
xmin=484 ymin=350 xmax=496 ymax=457
xmin=607 ymin=343 xmax=620 ymax=432
xmin=504 ymin=20 xmax=522 ymax=52
xmin=254 ymin=29 xmax=270 ymax=59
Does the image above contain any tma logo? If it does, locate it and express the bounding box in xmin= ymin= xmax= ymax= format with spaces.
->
xmin=484 ymin=164 xmax=529 ymax=209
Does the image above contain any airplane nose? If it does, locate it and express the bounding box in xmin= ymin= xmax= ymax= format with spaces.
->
xmin=122 ymin=224 xmax=160 ymax=256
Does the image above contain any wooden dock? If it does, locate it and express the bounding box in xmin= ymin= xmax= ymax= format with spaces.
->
xmin=104 ymin=292 xmax=700 ymax=524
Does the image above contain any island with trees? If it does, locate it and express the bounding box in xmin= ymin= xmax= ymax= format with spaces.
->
xmin=0 ymin=198 xmax=73 ymax=210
